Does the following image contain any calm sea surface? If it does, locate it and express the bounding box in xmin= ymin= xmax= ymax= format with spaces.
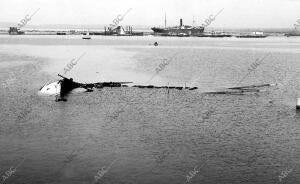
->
xmin=0 ymin=35 xmax=300 ymax=184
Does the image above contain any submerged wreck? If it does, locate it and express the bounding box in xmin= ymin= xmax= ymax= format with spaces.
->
xmin=39 ymin=74 xmax=274 ymax=102
xmin=39 ymin=74 xmax=199 ymax=101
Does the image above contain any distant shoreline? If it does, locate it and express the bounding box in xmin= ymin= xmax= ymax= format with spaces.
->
xmin=0 ymin=30 xmax=295 ymax=37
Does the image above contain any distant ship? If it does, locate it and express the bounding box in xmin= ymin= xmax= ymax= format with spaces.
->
xmin=236 ymin=32 xmax=268 ymax=38
xmin=284 ymin=32 xmax=300 ymax=37
xmin=8 ymin=27 xmax=24 ymax=35
xmin=197 ymin=32 xmax=232 ymax=38
xmin=151 ymin=14 xmax=204 ymax=36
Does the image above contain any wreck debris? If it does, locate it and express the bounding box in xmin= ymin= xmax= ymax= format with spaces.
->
xmin=39 ymin=74 xmax=200 ymax=102
xmin=204 ymin=83 xmax=273 ymax=95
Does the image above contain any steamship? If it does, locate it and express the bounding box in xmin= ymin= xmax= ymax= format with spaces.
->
xmin=151 ymin=17 xmax=204 ymax=36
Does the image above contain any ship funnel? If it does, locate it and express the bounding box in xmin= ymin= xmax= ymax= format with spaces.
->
xmin=180 ymin=19 xmax=183 ymax=27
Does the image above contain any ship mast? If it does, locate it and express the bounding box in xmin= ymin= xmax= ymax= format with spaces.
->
xmin=193 ymin=15 xmax=195 ymax=26
xmin=164 ymin=13 xmax=167 ymax=28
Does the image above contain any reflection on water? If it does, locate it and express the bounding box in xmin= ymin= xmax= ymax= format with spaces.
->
xmin=0 ymin=36 xmax=299 ymax=184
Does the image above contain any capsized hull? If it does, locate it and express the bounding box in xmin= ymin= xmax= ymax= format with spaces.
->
xmin=38 ymin=81 xmax=88 ymax=96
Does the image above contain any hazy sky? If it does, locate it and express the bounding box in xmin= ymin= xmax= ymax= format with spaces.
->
xmin=1 ymin=0 xmax=300 ymax=28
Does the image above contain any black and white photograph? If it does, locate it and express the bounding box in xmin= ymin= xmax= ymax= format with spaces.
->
xmin=0 ymin=0 xmax=300 ymax=183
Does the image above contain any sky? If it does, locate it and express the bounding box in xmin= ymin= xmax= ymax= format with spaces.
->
xmin=0 ymin=0 xmax=300 ymax=28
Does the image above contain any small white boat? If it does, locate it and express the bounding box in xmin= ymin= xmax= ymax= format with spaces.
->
xmin=82 ymin=32 xmax=91 ymax=39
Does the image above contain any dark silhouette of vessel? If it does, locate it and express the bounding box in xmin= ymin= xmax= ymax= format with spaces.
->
xmin=197 ymin=32 xmax=232 ymax=38
xmin=236 ymin=35 xmax=268 ymax=38
xmin=285 ymin=31 xmax=300 ymax=37
xmin=236 ymin=32 xmax=268 ymax=38
xmin=8 ymin=27 xmax=24 ymax=35
xmin=151 ymin=15 xmax=204 ymax=36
